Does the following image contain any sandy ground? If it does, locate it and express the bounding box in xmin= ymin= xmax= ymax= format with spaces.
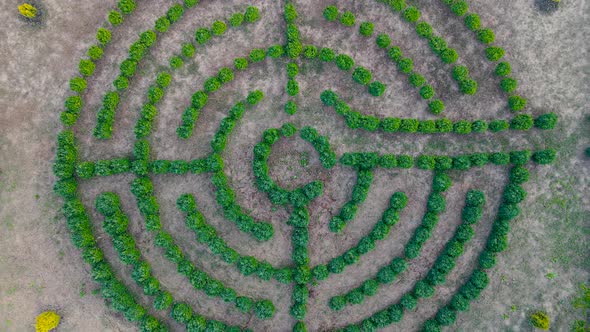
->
xmin=0 ymin=0 xmax=588 ymax=331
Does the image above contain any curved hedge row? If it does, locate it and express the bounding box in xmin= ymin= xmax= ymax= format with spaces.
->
xmin=329 ymin=169 xmax=374 ymax=233
xmin=370 ymin=0 xmax=478 ymax=95
xmin=173 ymin=6 xmax=262 ymax=138
xmin=338 ymin=191 xmax=489 ymax=331
xmin=252 ymin=124 xmax=325 ymax=208
xmin=205 ymin=92 xmax=275 ymax=241
xmin=94 ymin=2 xmax=193 ymax=139
xmin=438 ymin=0 xmax=528 ymax=112
xmin=324 ymin=6 xmax=446 ymax=113
xmin=420 ymin=165 xmax=534 ymax=331
xmin=312 ymin=191 xmax=408 ymax=282
xmin=320 ymin=90 xmax=558 ymax=134
xmin=177 ymin=194 xmax=286 ymax=285
xmin=96 ymin=192 xmax=256 ymax=329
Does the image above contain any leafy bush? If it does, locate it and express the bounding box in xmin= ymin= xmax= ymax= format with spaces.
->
xmin=459 ymin=79 xmax=478 ymax=95
xmin=194 ymin=28 xmax=211 ymax=45
xmin=464 ymin=13 xmax=481 ymax=31
xmin=254 ymin=300 xmax=275 ymax=320
xmin=234 ymin=57 xmax=248 ymax=70
xmin=451 ymin=1 xmax=469 ymax=16
xmin=359 ymin=21 xmax=375 ymax=36
xmin=118 ymin=0 xmax=136 ymax=15
xmin=108 ymin=10 xmax=123 ymax=26
xmin=508 ymin=95 xmax=527 ymax=111
xmin=398 ymin=58 xmax=414 ymax=74
xmin=428 ymin=100 xmax=445 ymax=114
xmin=229 ymin=13 xmax=244 ymax=26
xmin=211 ymin=20 xmax=227 ymax=35
xmin=441 ymin=48 xmax=458 ymax=64
xmin=420 ymin=85 xmax=435 ymax=99
xmin=155 ymin=16 xmax=170 ymax=33
xmin=416 ymin=22 xmax=433 ymax=38
xmin=244 ymin=6 xmax=260 ymax=22
xmin=388 ymin=46 xmax=403 ymax=62
xmin=477 ymin=28 xmax=495 ymax=44
xmin=319 ymin=47 xmax=336 ymax=61
xmin=249 ymin=48 xmax=266 ymax=62
xmin=534 ymin=112 xmax=558 ymax=129
xmin=486 ymin=46 xmax=505 ymax=61
xmin=495 ymin=62 xmax=512 ymax=76
xmin=452 ymin=65 xmax=469 ymax=82
xmin=335 ymin=54 xmax=355 ymax=71
xmin=352 ymin=67 xmax=372 ymax=85
xmin=510 ymin=114 xmax=533 ymax=130
xmin=340 ymin=11 xmax=356 ymax=26
xmin=96 ymin=28 xmax=112 ymax=45
xmin=368 ymin=81 xmax=386 ymax=96
xmin=403 ymin=6 xmax=420 ymax=22
xmin=500 ymin=77 xmax=518 ymax=93
xmin=533 ymin=149 xmax=557 ymax=164
xmin=323 ymin=6 xmax=339 ymax=21
xmin=79 ymin=59 xmax=96 ymax=76
xmin=530 ymin=311 xmax=550 ymax=330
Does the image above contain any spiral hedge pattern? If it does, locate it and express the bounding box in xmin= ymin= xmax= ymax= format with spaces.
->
xmin=53 ymin=0 xmax=558 ymax=331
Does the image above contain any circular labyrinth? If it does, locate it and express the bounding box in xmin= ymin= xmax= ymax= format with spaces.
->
xmin=52 ymin=1 xmax=559 ymax=331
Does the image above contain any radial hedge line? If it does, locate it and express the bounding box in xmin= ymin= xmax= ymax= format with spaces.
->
xmin=320 ymin=90 xmax=558 ymax=134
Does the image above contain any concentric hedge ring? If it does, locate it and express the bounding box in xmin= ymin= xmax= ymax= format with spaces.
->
xmin=53 ymin=1 xmax=558 ymax=331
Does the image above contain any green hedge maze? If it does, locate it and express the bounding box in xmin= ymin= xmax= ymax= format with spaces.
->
xmin=53 ymin=0 xmax=558 ymax=331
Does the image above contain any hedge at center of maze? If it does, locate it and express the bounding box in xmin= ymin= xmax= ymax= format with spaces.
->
xmin=52 ymin=0 xmax=558 ymax=331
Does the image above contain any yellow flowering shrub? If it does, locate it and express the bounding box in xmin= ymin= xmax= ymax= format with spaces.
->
xmin=18 ymin=3 xmax=37 ymax=18
xmin=35 ymin=311 xmax=60 ymax=332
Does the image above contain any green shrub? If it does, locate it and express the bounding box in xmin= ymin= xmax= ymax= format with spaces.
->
xmin=376 ymin=34 xmax=391 ymax=48
xmin=335 ymin=54 xmax=355 ymax=71
xmin=486 ymin=46 xmax=505 ymax=61
xmin=108 ymin=10 xmax=123 ymax=26
xmin=329 ymin=296 xmax=346 ymax=311
xmin=489 ymin=119 xmax=509 ymax=132
xmin=420 ymin=85 xmax=435 ymax=99
xmin=284 ymin=3 xmax=298 ymax=23
xmin=508 ymin=95 xmax=527 ymax=112
xmin=533 ymin=149 xmax=556 ymax=164
xmin=249 ymin=48 xmax=266 ymax=62
xmin=451 ymin=1 xmax=469 ymax=16
xmin=441 ymin=48 xmax=458 ymax=64
xmin=229 ymin=12 xmax=244 ymax=26
xmin=500 ymin=77 xmax=518 ymax=93
xmin=319 ymin=47 xmax=336 ymax=61
xmin=323 ymin=6 xmax=339 ymax=21
xmin=118 ymin=0 xmax=136 ymax=14
xmin=403 ymin=6 xmax=420 ymax=22
xmin=477 ymin=28 xmax=495 ymax=44
xmin=397 ymin=58 xmax=413 ymax=74
xmin=211 ymin=20 xmax=227 ymax=35
xmin=234 ymin=57 xmax=248 ymax=70
xmin=244 ymin=6 xmax=260 ymax=22
xmin=385 ymin=47 xmax=402 ymax=63
xmin=459 ymin=79 xmax=478 ymax=95
xmin=416 ymin=22 xmax=433 ymax=38
xmin=530 ymin=311 xmax=550 ymax=330
xmin=452 ymin=65 xmax=469 ymax=81
xmin=495 ymin=62 xmax=512 ymax=77
xmin=194 ymin=28 xmax=211 ymax=45
xmin=352 ymin=67 xmax=372 ymax=85
xmin=428 ymin=100 xmax=445 ymax=114
xmin=436 ymin=306 xmax=457 ymax=326
xmin=155 ymin=16 xmax=170 ymax=33
xmin=96 ymin=28 xmax=112 ymax=45
xmin=429 ymin=36 xmax=447 ymax=54
xmin=534 ymin=113 xmax=558 ymax=129
xmin=464 ymin=13 xmax=480 ymax=31
xmin=454 ymin=120 xmax=472 ymax=134
xmin=79 ymin=59 xmax=96 ymax=76
xmin=368 ymin=81 xmax=386 ymax=97
xmin=170 ymin=302 xmax=192 ymax=324
xmin=359 ymin=21 xmax=375 ymax=36
xmin=400 ymin=294 xmax=417 ymax=310
xmin=510 ymin=114 xmax=533 ymax=130
xmin=254 ymin=300 xmax=275 ymax=320
xmin=69 ymin=77 xmax=87 ymax=93
xmin=340 ymin=11 xmax=356 ymax=26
